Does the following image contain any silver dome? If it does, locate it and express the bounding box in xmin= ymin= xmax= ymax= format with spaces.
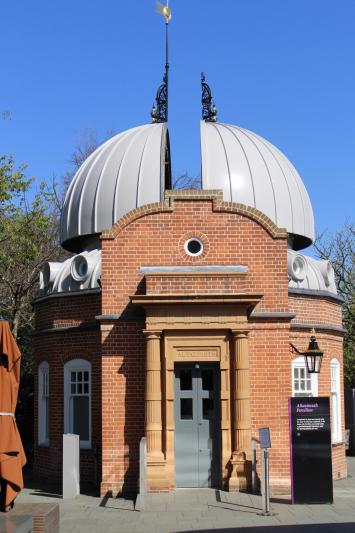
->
xmin=201 ymin=121 xmax=315 ymax=250
xmin=60 ymin=119 xmax=315 ymax=252
xmin=60 ymin=123 xmax=171 ymax=252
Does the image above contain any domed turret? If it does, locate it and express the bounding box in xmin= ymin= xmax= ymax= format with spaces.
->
xmin=200 ymin=121 xmax=315 ymax=250
xmin=60 ymin=123 xmax=171 ymax=252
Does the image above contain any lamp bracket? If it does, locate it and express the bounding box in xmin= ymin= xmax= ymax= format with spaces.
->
xmin=290 ymin=343 xmax=303 ymax=356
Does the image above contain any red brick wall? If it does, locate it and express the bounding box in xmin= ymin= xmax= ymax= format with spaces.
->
xmin=289 ymin=294 xmax=342 ymax=326
xmin=248 ymin=322 xmax=292 ymax=492
xmin=101 ymin=199 xmax=289 ymax=314
xmin=33 ymin=293 xmax=101 ymax=491
xmin=289 ymin=295 xmax=347 ymax=481
xmin=100 ymin=196 xmax=290 ymax=494
xmin=146 ymin=274 xmax=249 ymax=294
xmin=33 ymin=194 xmax=346 ymax=496
xmin=100 ymin=321 xmax=145 ymax=496
xmin=35 ymin=293 xmax=100 ymax=330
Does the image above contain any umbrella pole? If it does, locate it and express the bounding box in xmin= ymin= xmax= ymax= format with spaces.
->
xmin=0 ymin=479 xmax=15 ymax=512
xmin=0 ymin=479 xmax=6 ymax=512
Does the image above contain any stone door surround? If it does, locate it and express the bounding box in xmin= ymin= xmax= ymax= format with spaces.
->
xmin=131 ymin=293 xmax=262 ymax=492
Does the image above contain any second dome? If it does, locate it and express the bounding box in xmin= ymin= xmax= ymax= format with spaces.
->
xmin=201 ymin=121 xmax=315 ymax=250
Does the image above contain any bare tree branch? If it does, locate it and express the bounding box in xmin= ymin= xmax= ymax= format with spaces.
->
xmin=314 ymin=223 xmax=355 ymax=387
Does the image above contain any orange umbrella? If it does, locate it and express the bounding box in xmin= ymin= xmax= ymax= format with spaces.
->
xmin=0 ymin=320 xmax=26 ymax=512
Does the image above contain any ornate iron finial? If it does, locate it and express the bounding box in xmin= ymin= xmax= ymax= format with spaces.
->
xmin=151 ymin=2 xmax=171 ymax=123
xmin=151 ymin=73 xmax=168 ymax=123
xmin=201 ymin=73 xmax=217 ymax=122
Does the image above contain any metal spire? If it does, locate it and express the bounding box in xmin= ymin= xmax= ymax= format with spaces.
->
xmin=201 ymin=73 xmax=217 ymax=122
xmin=151 ymin=1 xmax=172 ymax=123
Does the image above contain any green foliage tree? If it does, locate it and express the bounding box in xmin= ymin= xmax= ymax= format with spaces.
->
xmin=0 ymin=154 xmax=61 ymax=336
xmin=0 ymin=153 xmax=62 ymax=460
xmin=314 ymin=223 xmax=355 ymax=387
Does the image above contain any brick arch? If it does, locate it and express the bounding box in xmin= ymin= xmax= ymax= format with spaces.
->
xmin=37 ymin=357 xmax=50 ymax=367
xmin=101 ymin=190 xmax=288 ymax=242
xmin=62 ymin=353 xmax=92 ymax=365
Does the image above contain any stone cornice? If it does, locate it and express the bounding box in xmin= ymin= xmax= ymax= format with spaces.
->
xmin=131 ymin=293 xmax=263 ymax=307
xmin=288 ymin=288 xmax=344 ymax=304
xmin=290 ymin=322 xmax=346 ymax=336
xmin=33 ymin=288 xmax=101 ymax=305
xmin=250 ymin=312 xmax=296 ymax=320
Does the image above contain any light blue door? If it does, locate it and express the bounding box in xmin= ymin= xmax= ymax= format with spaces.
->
xmin=174 ymin=364 xmax=220 ymax=487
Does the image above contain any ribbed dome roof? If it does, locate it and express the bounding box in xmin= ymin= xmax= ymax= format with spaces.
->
xmin=60 ymin=123 xmax=171 ymax=252
xmin=201 ymin=121 xmax=315 ymax=250
xmin=60 ymin=119 xmax=315 ymax=252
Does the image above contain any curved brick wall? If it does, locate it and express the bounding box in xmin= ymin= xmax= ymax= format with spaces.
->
xmin=33 ymin=292 xmax=101 ymax=491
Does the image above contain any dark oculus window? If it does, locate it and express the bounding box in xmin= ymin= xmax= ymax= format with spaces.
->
xmin=184 ymin=238 xmax=203 ymax=256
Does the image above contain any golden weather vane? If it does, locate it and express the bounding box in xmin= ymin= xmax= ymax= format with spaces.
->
xmin=156 ymin=1 xmax=172 ymax=24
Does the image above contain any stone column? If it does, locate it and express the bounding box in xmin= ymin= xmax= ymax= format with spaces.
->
xmin=229 ymin=330 xmax=252 ymax=491
xmin=144 ymin=330 xmax=164 ymax=461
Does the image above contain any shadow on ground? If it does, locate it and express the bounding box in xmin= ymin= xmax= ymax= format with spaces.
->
xmin=23 ymin=466 xmax=99 ymax=498
xmin=177 ymin=524 xmax=355 ymax=533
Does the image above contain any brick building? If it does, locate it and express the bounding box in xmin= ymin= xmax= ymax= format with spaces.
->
xmin=33 ymin=114 xmax=346 ymax=495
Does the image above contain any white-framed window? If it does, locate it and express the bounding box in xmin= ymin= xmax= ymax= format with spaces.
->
xmin=331 ymin=358 xmax=342 ymax=444
xmin=292 ymin=356 xmax=318 ymax=397
xmin=64 ymin=359 xmax=91 ymax=449
xmin=38 ymin=361 xmax=50 ymax=445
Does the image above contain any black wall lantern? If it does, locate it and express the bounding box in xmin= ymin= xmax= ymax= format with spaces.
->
xmin=290 ymin=329 xmax=324 ymax=374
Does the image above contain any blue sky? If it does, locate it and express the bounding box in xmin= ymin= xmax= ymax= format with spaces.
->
xmin=1 ymin=0 xmax=354 ymax=237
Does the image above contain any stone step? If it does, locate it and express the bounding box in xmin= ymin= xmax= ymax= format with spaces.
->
xmin=2 ymin=503 xmax=59 ymax=533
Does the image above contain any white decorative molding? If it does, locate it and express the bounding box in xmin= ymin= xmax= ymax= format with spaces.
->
xmin=39 ymin=249 xmax=101 ymax=296
xmin=288 ymin=250 xmax=337 ymax=294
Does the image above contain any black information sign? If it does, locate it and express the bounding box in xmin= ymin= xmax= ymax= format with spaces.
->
xmin=289 ymin=397 xmax=333 ymax=504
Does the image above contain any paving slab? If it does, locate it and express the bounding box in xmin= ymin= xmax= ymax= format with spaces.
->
xmin=9 ymin=457 xmax=355 ymax=533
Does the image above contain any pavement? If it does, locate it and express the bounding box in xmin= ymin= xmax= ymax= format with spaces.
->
xmin=13 ymin=457 xmax=355 ymax=533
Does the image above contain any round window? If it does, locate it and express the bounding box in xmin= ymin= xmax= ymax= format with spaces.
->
xmin=184 ymin=238 xmax=203 ymax=257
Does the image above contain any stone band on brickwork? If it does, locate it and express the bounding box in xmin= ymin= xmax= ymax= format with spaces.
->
xmin=289 ymin=288 xmax=344 ymax=303
xmin=140 ymin=265 xmax=248 ymax=275
xmin=34 ymin=287 xmax=101 ymax=303
xmin=291 ymin=322 xmax=346 ymax=334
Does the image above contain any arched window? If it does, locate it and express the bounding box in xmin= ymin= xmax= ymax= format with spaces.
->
xmin=64 ymin=359 xmax=91 ymax=449
xmin=330 ymin=359 xmax=342 ymax=443
xmin=292 ymin=356 xmax=318 ymax=397
xmin=38 ymin=361 xmax=49 ymax=446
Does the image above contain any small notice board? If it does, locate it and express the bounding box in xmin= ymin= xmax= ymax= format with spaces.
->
xmin=289 ymin=397 xmax=333 ymax=504
xmin=259 ymin=427 xmax=271 ymax=449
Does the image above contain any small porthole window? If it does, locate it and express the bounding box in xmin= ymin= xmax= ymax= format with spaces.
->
xmin=184 ymin=238 xmax=203 ymax=257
